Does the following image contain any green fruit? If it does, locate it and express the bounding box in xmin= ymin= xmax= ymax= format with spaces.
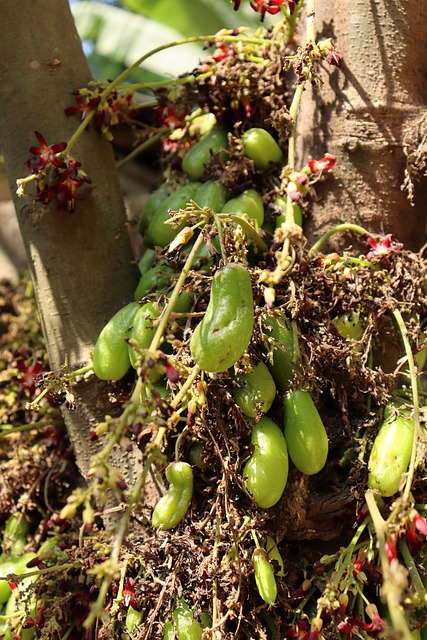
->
xmin=126 ymin=605 xmax=144 ymax=633
xmin=137 ymin=248 xmax=156 ymax=275
xmin=274 ymin=196 xmax=303 ymax=228
xmin=243 ymin=417 xmax=289 ymax=509
xmin=262 ymin=312 xmax=294 ymax=394
xmin=190 ymin=263 xmax=254 ymax=372
xmin=193 ymin=181 xmax=228 ymax=212
xmin=283 ymin=390 xmax=329 ymax=475
xmin=182 ymin=127 xmax=229 ymax=181
xmin=242 ymin=128 xmax=283 ymax=171
xmin=368 ymin=410 xmax=414 ymax=497
xmin=152 ymin=462 xmax=194 ymax=530
xmin=134 ymin=259 xmax=176 ymax=301
xmin=137 ymin=182 xmax=170 ymax=234
xmin=128 ymin=301 xmax=161 ymax=369
xmin=3 ymin=514 xmax=31 ymax=557
xmin=232 ymin=360 xmax=276 ymax=418
xmin=145 ymin=182 xmax=201 ymax=248
xmin=333 ymin=311 xmax=363 ymax=341
xmin=252 ymin=548 xmax=277 ymax=605
xmin=222 ymin=189 xmax=265 ymax=227
xmin=93 ymin=302 xmax=140 ymax=381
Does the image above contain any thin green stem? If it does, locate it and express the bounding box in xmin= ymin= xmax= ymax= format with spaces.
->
xmin=116 ymin=130 xmax=167 ymax=171
xmin=392 ymin=309 xmax=420 ymax=503
xmin=398 ymin=537 xmax=426 ymax=596
xmin=308 ymin=223 xmax=370 ymax=256
xmin=0 ymin=420 xmax=62 ymax=438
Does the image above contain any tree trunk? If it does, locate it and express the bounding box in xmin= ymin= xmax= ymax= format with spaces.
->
xmin=297 ymin=1 xmax=427 ymax=251
xmin=0 ymin=1 xmax=142 ymax=486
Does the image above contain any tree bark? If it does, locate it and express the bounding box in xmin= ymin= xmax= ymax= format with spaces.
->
xmin=297 ymin=1 xmax=427 ymax=251
xmin=0 ymin=1 xmax=141 ymax=485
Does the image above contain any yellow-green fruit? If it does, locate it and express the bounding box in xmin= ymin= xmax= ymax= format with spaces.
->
xmin=283 ymin=390 xmax=328 ymax=475
xmin=93 ymin=302 xmax=140 ymax=381
xmin=233 ymin=360 xmax=276 ymax=418
xmin=222 ymin=189 xmax=265 ymax=227
xmin=242 ymin=128 xmax=283 ymax=171
xmin=182 ymin=127 xmax=228 ymax=181
xmin=368 ymin=411 xmax=414 ymax=497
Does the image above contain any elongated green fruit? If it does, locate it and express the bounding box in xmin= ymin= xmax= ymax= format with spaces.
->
xmin=134 ymin=258 xmax=175 ymax=301
xmin=182 ymin=127 xmax=228 ymax=181
xmin=368 ymin=411 xmax=414 ymax=497
xmin=126 ymin=606 xmax=144 ymax=633
xmin=93 ymin=302 xmax=140 ymax=381
xmin=283 ymin=390 xmax=328 ymax=475
xmin=190 ymin=263 xmax=254 ymax=372
xmin=262 ymin=312 xmax=294 ymax=394
xmin=243 ymin=417 xmax=289 ymax=509
xmin=152 ymin=462 xmax=193 ymax=530
xmin=233 ymin=360 xmax=276 ymax=418
xmin=242 ymin=128 xmax=283 ymax=171
xmin=145 ymin=182 xmax=201 ymax=248
xmin=222 ymin=189 xmax=264 ymax=226
xmin=252 ymin=548 xmax=277 ymax=605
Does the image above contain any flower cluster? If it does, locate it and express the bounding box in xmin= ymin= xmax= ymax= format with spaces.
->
xmin=65 ymin=81 xmax=137 ymax=141
xmin=365 ymin=233 xmax=403 ymax=260
xmin=17 ymin=131 xmax=92 ymax=212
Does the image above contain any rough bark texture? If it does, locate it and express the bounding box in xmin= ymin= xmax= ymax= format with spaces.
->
xmin=297 ymin=1 xmax=427 ymax=251
xmin=0 ymin=1 xmax=142 ymax=486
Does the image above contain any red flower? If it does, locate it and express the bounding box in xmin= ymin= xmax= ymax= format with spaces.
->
xmin=64 ymin=94 xmax=101 ymax=121
xmin=326 ymin=49 xmax=343 ymax=68
xmin=405 ymin=509 xmax=427 ymax=551
xmin=365 ymin=233 xmax=402 ymax=260
xmin=250 ymin=0 xmax=285 ymax=20
xmin=385 ymin=538 xmax=397 ymax=563
xmin=28 ymin=131 xmax=67 ymax=172
xmin=308 ymin=153 xmax=336 ymax=173
xmin=14 ymin=358 xmax=44 ymax=396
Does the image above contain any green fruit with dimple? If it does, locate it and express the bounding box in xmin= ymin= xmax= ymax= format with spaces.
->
xmin=190 ymin=263 xmax=254 ymax=372
xmin=283 ymin=390 xmax=329 ymax=475
xmin=93 ymin=302 xmax=140 ymax=381
xmin=242 ymin=128 xmax=283 ymax=171
xmin=182 ymin=127 xmax=229 ymax=181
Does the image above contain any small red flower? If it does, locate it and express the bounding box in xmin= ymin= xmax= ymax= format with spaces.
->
xmin=308 ymin=153 xmax=336 ymax=173
xmin=64 ymin=94 xmax=101 ymax=121
xmin=405 ymin=509 xmax=427 ymax=551
xmin=14 ymin=358 xmax=44 ymax=396
xmin=365 ymin=233 xmax=403 ymax=260
xmin=326 ymin=49 xmax=343 ymax=68
xmin=28 ymin=131 xmax=67 ymax=172
xmin=250 ymin=0 xmax=285 ymax=20
xmin=385 ymin=538 xmax=397 ymax=563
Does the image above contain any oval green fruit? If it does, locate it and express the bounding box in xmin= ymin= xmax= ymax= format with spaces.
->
xmin=243 ymin=417 xmax=289 ymax=509
xmin=222 ymin=189 xmax=265 ymax=227
xmin=190 ymin=263 xmax=254 ymax=372
xmin=134 ymin=259 xmax=175 ymax=301
xmin=232 ymin=360 xmax=276 ymax=418
xmin=145 ymin=182 xmax=201 ymax=248
xmin=262 ymin=312 xmax=294 ymax=394
xmin=367 ymin=411 xmax=414 ymax=497
xmin=274 ymin=196 xmax=303 ymax=228
xmin=182 ymin=127 xmax=229 ymax=181
xmin=137 ymin=182 xmax=170 ymax=235
xmin=242 ymin=128 xmax=283 ymax=171
xmin=333 ymin=311 xmax=363 ymax=341
xmin=193 ymin=180 xmax=228 ymax=212
xmin=252 ymin=548 xmax=277 ymax=606
xmin=93 ymin=302 xmax=140 ymax=381
xmin=283 ymin=390 xmax=328 ymax=475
